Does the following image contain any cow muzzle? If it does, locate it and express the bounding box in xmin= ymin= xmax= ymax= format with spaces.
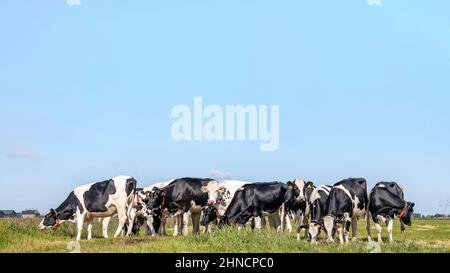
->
xmin=208 ymin=200 xmax=216 ymax=205
xmin=296 ymin=196 xmax=305 ymax=202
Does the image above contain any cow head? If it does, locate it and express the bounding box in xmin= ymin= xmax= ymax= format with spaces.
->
xmin=38 ymin=209 xmax=62 ymax=230
xmin=146 ymin=187 xmax=165 ymax=210
xmin=201 ymin=181 xmax=226 ymax=206
xmin=284 ymin=181 xmax=301 ymax=206
xmin=200 ymin=205 xmax=218 ymax=226
xmin=399 ymin=202 xmax=415 ymax=226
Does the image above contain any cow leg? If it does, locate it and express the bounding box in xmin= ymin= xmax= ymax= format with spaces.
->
xmin=173 ymin=216 xmax=179 ymax=237
xmin=161 ymin=216 xmax=167 ymax=236
xmin=182 ymin=212 xmax=190 ymax=236
xmin=337 ymin=225 xmax=344 ymax=244
xmin=387 ymin=218 xmax=394 ymax=243
xmin=375 ymin=222 xmax=383 ymax=243
xmin=126 ymin=211 xmax=136 ymax=237
xmin=279 ymin=205 xmax=285 ymax=232
xmin=102 ymin=217 xmax=111 ymax=239
xmin=146 ymin=216 xmax=157 ymax=236
xmin=366 ymin=212 xmax=372 ymax=242
xmin=323 ymin=216 xmax=335 ymax=243
xmin=400 ymin=220 xmax=406 ymax=233
xmin=254 ymin=216 xmax=263 ymax=231
xmin=344 ymin=220 xmax=351 ymax=244
xmin=76 ymin=215 xmax=85 ymax=241
xmin=296 ymin=212 xmax=304 ymax=241
xmin=191 ymin=212 xmax=200 ymax=235
xmin=285 ymin=214 xmax=292 ymax=233
xmin=351 ymin=218 xmax=358 ymax=241
xmin=114 ymin=208 xmax=127 ymax=238
xmin=86 ymin=218 xmax=93 ymax=240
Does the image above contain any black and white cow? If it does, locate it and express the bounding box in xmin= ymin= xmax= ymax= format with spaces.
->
xmin=307 ymin=185 xmax=332 ymax=243
xmin=199 ymin=180 xmax=266 ymax=231
xmin=146 ymin=177 xmax=215 ymax=236
xmin=38 ymin=175 xmax=137 ymax=241
xmin=368 ymin=182 xmax=414 ymax=243
xmin=217 ymin=182 xmax=289 ymax=230
xmin=323 ymin=178 xmax=370 ymax=244
xmin=284 ymin=179 xmax=315 ymax=240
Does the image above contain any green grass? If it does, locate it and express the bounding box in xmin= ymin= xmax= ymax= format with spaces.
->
xmin=0 ymin=218 xmax=449 ymax=253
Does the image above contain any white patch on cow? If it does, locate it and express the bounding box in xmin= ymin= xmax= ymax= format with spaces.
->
xmin=203 ymin=180 xmax=248 ymax=216
xmin=294 ymin=178 xmax=305 ymax=198
xmin=335 ymin=184 xmax=366 ymax=218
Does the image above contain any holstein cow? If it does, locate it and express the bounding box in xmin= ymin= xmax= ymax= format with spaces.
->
xmin=217 ymin=182 xmax=289 ymax=231
xmin=307 ymin=185 xmax=332 ymax=243
xmin=199 ymin=180 xmax=258 ymax=231
xmin=323 ymin=178 xmax=370 ymax=244
xmin=146 ymin=177 xmax=215 ymax=236
xmin=38 ymin=175 xmax=137 ymax=241
xmin=284 ymin=179 xmax=315 ymax=240
xmin=368 ymin=182 xmax=414 ymax=243
xmin=132 ymin=180 xmax=175 ymax=236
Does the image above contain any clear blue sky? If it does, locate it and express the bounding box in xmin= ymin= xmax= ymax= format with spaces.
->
xmin=1 ymin=0 xmax=449 ymax=215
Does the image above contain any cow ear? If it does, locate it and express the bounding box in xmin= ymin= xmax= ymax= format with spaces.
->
xmin=287 ymin=182 xmax=293 ymax=189
xmin=201 ymin=186 xmax=208 ymax=193
xmin=218 ymin=186 xmax=225 ymax=193
xmin=410 ymin=203 xmax=415 ymax=208
xmin=306 ymin=181 xmax=314 ymax=189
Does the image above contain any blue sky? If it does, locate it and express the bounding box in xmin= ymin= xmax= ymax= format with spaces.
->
xmin=1 ymin=0 xmax=449 ymax=215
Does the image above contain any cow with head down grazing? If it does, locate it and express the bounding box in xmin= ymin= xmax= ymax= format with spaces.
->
xmin=38 ymin=175 xmax=137 ymax=241
xmin=368 ymin=182 xmax=414 ymax=243
xmin=146 ymin=177 xmax=215 ymax=236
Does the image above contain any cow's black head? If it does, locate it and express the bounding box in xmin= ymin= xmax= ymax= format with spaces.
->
xmin=201 ymin=205 xmax=218 ymax=226
xmin=399 ymin=202 xmax=415 ymax=226
xmin=146 ymin=187 xmax=165 ymax=210
xmin=284 ymin=181 xmax=300 ymax=203
xmin=38 ymin=209 xmax=60 ymax=229
xmin=304 ymin=181 xmax=315 ymax=201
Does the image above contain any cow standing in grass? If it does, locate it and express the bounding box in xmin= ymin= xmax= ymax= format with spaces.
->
xmin=38 ymin=175 xmax=137 ymax=241
xmin=146 ymin=177 xmax=215 ymax=236
xmin=307 ymin=185 xmax=332 ymax=243
xmin=322 ymin=178 xmax=371 ymax=244
xmin=368 ymin=182 xmax=415 ymax=243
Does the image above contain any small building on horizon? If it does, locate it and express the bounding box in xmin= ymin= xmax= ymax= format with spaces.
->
xmin=21 ymin=209 xmax=41 ymax=218
xmin=0 ymin=210 xmax=18 ymax=218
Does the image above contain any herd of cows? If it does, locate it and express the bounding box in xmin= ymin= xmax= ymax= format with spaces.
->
xmin=37 ymin=176 xmax=415 ymax=244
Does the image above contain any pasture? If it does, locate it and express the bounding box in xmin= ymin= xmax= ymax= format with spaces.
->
xmin=0 ymin=218 xmax=449 ymax=253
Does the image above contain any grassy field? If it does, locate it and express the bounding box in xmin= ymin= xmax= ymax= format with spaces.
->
xmin=0 ymin=218 xmax=449 ymax=253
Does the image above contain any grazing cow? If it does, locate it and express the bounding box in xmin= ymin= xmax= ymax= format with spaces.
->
xmin=132 ymin=180 xmax=174 ymax=236
xmin=284 ymin=179 xmax=315 ymax=240
xmin=218 ymin=182 xmax=288 ymax=231
xmin=146 ymin=178 xmax=215 ymax=236
xmin=38 ymin=175 xmax=137 ymax=241
xmin=323 ymin=178 xmax=370 ymax=244
xmin=368 ymin=182 xmax=415 ymax=243
xmin=307 ymin=185 xmax=332 ymax=243
xmin=200 ymin=180 xmax=260 ymax=231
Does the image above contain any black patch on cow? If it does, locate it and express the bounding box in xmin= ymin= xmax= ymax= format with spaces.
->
xmin=83 ymin=179 xmax=116 ymax=212
xmin=126 ymin=177 xmax=137 ymax=196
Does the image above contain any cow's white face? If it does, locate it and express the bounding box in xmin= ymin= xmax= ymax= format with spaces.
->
xmin=201 ymin=181 xmax=226 ymax=205
xmin=294 ymin=178 xmax=306 ymax=202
